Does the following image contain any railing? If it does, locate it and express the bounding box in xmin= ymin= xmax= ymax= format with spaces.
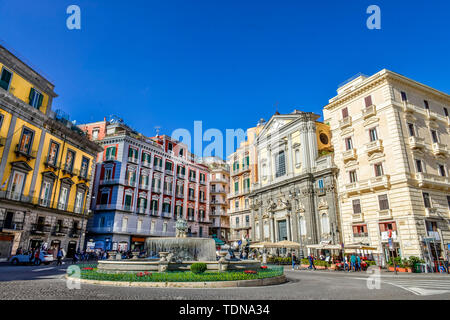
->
xmin=163 ymin=189 xmax=173 ymax=196
xmin=362 ymin=105 xmax=376 ymax=119
xmin=43 ymin=156 xmax=60 ymax=169
xmin=128 ymin=157 xmax=139 ymax=164
xmin=177 ymin=173 xmax=185 ymax=179
xmin=344 ymin=175 xmax=390 ymax=194
xmin=76 ymin=170 xmax=91 ymax=181
xmin=141 ymin=160 xmax=151 ymax=168
xmin=432 ymin=142 xmax=447 ymax=156
xmin=425 ymin=207 xmax=438 ymax=217
xmin=187 ymin=216 xmax=195 ymax=222
xmin=176 ymin=192 xmax=184 ymax=198
xmin=427 ymin=231 xmax=440 ymax=240
xmin=150 ymin=210 xmax=159 ymax=217
xmin=189 ymin=176 xmax=197 ymax=182
xmin=0 ymin=220 xmax=24 ymax=231
xmin=188 ymin=195 xmax=196 ymax=201
xmin=153 ymin=165 xmax=163 ymax=172
xmin=426 ymin=109 xmax=438 ymax=120
xmin=69 ymin=228 xmax=82 ymax=238
xmin=124 ymin=179 xmax=136 ymax=187
xmin=342 ymin=148 xmax=357 ymax=162
xmin=136 ymin=207 xmax=147 ymax=215
xmin=52 ymin=226 xmax=68 ymax=236
xmin=14 ymin=144 xmax=37 ymax=159
xmin=353 ymin=232 xmax=368 ymax=238
xmin=30 ymin=224 xmax=52 ymax=234
xmin=165 ymin=169 xmax=173 ymax=175
xmin=104 ymin=154 xmax=115 ymax=162
xmin=339 ymin=116 xmax=352 ymax=129
xmin=139 ymin=184 xmax=149 ymax=190
xmin=0 ymin=191 xmax=32 ymax=203
xmin=151 ymin=187 xmax=162 ymax=193
xmin=365 ymin=139 xmax=383 ymax=154
xmin=211 ymin=188 xmax=226 ymax=193
xmin=211 ymin=177 xmax=228 ymax=183
xmin=408 ymin=136 xmax=425 ymax=149
xmin=161 ymin=211 xmax=172 ymax=219
xmin=62 ymin=163 xmax=74 ymax=175
xmin=414 ymin=172 xmax=449 ymax=188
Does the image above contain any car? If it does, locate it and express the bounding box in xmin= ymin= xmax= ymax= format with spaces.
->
xmin=9 ymin=251 xmax=54 ymax=266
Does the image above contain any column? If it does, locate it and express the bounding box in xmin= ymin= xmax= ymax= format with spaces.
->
xmin=270 ymin=217 xmax=275 ymax=242
xmin=286 ymin=214 xmax=291 ymax=241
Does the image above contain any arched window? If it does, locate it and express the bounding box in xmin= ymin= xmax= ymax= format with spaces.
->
xmin=298 ymin=216 xmax=306 ymax=236
xmin=321 ymin=213 xmax=330 ymax=234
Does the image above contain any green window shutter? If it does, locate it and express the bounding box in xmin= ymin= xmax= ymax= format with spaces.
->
xmin=235 ymin=182 xmax=239 ymax=192
xmin=29 ymin=88 xmax=35 ymax=104
xmin=106 ymin=147 xmax=111 ymax=158
xmin=37 ymin=93 xmax=43 ymax=108
xmin=246 ymin=156 xmax=249 ymax=166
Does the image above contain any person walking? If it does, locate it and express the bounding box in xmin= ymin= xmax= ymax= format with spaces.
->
xmin=292 ymin=253 xmax=297 ymax=270
xmin=357 ymin=255 xmax=361 ymax=272
xmin=56 ymin=248 xmax=63 ymax=266
xmin=34 ymin=248 xmax=40 ymax=265
xmin=344 ymin=255 xmax=349 ymax=272
xmin=350 ymin=254 xmax=357 ymax=272
xmin=308 ymin=254 xmax=316 ymax=270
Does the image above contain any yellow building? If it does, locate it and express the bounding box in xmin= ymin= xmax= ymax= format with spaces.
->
xmin=0 ymin=45 xmax=101 ymax=260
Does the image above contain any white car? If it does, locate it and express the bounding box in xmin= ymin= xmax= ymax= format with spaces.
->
xmin=10 ymin=251 xmax=54 ymax=266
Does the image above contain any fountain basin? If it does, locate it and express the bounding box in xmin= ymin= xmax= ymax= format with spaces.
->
xmin=145 ymin=237 xmax=216 ymax=261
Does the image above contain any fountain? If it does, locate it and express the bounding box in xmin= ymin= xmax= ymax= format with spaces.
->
xmin=96 ymin=217 xmax=260 ymax=273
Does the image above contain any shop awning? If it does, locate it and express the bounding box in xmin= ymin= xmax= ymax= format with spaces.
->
xmin=249 ymin=241 xmax=282 ymax=249
xmin=276 ymin=240 xmax=301 ymax=248
xmin=306 ymin=243 xmax=342 ymax=250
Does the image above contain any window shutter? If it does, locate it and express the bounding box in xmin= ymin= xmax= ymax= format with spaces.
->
xmin=37 ymin=93 xmax=43 ymax=108
xmin=364 ymin=96 xmax=372 ymax=107
xmin=29 ymin=88 xmax=35 ymax=104
xmin=342 ymin=107 xmax=348 ymax=118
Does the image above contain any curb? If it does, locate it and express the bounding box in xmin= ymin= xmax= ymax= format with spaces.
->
xmin=66 ymin=274 xmax=287 ymax=288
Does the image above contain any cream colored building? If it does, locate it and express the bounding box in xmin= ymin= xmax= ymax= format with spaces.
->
xmin=323 ymin=69 xmax=450 ymax=266
xmin=202 ymin=157 xmax=230 ymax=242
xmin=227 ymin=123 xmax=264 ymax=242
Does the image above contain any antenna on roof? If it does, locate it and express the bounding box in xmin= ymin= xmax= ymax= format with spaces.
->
xmin=154 ymin=126 xmax=161 ymax=137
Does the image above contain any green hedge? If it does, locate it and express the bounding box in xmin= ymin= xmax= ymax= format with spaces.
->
xmin=190 ymin=262 xmax=207 ymax=274
xmin=74 ymin=264 xmax=284 ymax=282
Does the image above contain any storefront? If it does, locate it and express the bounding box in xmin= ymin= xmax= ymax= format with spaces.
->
xmin=49 ymin=240 xmax=61 ymax=258
xmin=131 ymin=237 xmax=146 ymax=251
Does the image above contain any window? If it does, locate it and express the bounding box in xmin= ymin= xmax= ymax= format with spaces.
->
xmin=298 ymin=216 xmax=306 ymax=236
xmin=74 ymin=191 xmax=84 ymax=213
xmin=245 ymin=215 xmax=250 ymax=225
xmin=142 ymin=152 xmax=151 ymax=164
xmin=352 ymin=199 xmax=361 ymax=214
xmin=179 ymin=148 xmax=184 ymax=156
xmin=424 ymin=100 xmax=429 ymax=110
xmin=374 ymin=163 xmax=384 ymax=177
xmin=92 ymin=128 xmax=99 ymax=140
xmin=321 ymin=214 xmax=330 ymax=234
xmin=235 ymin=200 xmax=239 ymax=209
xmin=401 ymin=91 xmax=407 ymax=102
xmin=317 ymin=179 xmax=324 ymax=191
xmin=128 ymin=147 xmax=138 ymax=161
xmin=438 ymin=165 xmax=446 ymax=177
xmin=137 ymin=220 xmax=142 ymax=232
xmin=349 ymin=170 xmax=357 ymax=183
xmin=275 ymin=150 xmax=286 ymax=177
xmin=153 ymin=156 xmax=162 ymax=168
xmin=138 ymin=197 xmax=147 ymax=212
xmin=58 ymin=187 xmax=69 ymax=210
xmin=163 ymin=222 xmax=168 ymax=232
xmin=200 ymin=173 xmax=206 ymax=183
xmin=369 ymin=128 xmax=378 ymax=142
xmin=234 ymin=181 xmax=239 ymax=193
xmin=65 ymin=150 xmax=75 ymax=172
xmin=342 ymin=107 xmax=349 ymax=118
xmin=295 ymin=149 xmax=300 ymax=166
xmin=364 ymin=95 xmax=373 ymax=107
xmin=162 ymin=202 xmax=171 ymax=213
xmin=353 ymin=225 xmax=368 ymax=237
xmin=80 ymin=157 xmax=89 ymax=178
xmin=431 ymin=130 xmax=438 ymax=143
xmin=47 ymin=141 xmax=59 ymax=166
xmin=124 ymin=193 xmax=132 ymax=210
xmin=104 ymin=167 xmax=113 ymax=181
xmin=105 ymin=146 xmax=116 ymax=160
xmin=165 ymin=161 xmax=173 ymax=171
xmin=378 ymin=194 xmax=389 ymax=211
xmin=122 ymin=218 xmax=128 ymax=232
xmin=444 ymin=107 xmax=449 ymax=117
xmin=168 ymin=143 xmax=173 ymax=152
xmin=415 ymin=159 xmax=423 ymax=173
xmin=199 ymin=226 xmax=203 ymax=236
xmin=345 ymin=137 xmax=353 ymax=150
xmin=39 ymin=181 xmax=52 ymax=206
xmin=0 ymin=113 xmax=3 ymax=130
xmin=407 ymin=123 xmax=415 ymax=137
xmin=29 ymin=88 xmax=43 ymax=109
xmin=236 ymin=217 xmax=239 ymax=227
xmin=100 ymin=191 xmax=109 ymax=205
xmin=423 ymin=192 xmax=431 ymax=208
xmin=447 ymin=196 xmax=450 ymax=210
xmin=150 ymin=200 xmax=158 ymax=213
xmin=244 ymin=178 xmax=250 ymax=191
xmin=0 ymin=67 xmax=12 ymax=91
xmin=18 ymin=128 xmax=34 ymax=154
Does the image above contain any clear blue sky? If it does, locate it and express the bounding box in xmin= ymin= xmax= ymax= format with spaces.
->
xmin=1 ymin=1 xmax=449 ymax=158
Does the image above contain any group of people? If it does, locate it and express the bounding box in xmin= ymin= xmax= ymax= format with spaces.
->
xmin=342 ymin=254 xmax=365 ymax=272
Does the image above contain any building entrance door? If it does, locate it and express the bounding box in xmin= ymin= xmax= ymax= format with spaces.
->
xmin=66 ymin=241 xmax=77 ymax=258
xmin=277 ymin=220 xmax=287 ymax=241
xmin=29 ymin=239 xmax=43 ymax=250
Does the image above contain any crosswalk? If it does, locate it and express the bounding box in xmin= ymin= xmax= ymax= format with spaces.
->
xmin=382 ymin=278 xmax=450 ymax=296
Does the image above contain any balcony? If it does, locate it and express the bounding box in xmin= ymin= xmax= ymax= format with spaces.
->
xmin=69 ymin=228 xmax=81 ymax=238
xmin=141 ymin=160 xmax=151 ymax=168
xmin=177 ymin=173 xmax=185 ymax=179
xmin=199 ymin=180 xmax=207 ymax=185
xmin=189 ymin=176 xmax=197 ymax=183
xmin=408 ymin=136 xmax=425 ymax=150
xmin=426 ymin=109 xmax=437 ymax=121
xmin=99 ymin=178 xmax=121 ymax=186
xmin=353 ymin=232 xmax=368 ymax=238
xmin=150 ymin=210 xmax=159 ymax=217
xmin=139 ymin=183 xmax=149 ymax=190
xmin=62 ymin=164 xmax=74 ymax=175
xmin=30 ymin=224 xmax=52 ymax=235
xmin=14 ymin=144 xmax=37 ymax=160
xmin=425 ymin=207 xmax=438 ymax=217
xmin=165 ymin=169 xmax=173 ymax=176
xmin=414 ymin=172 xmax=449 ymax=191
xmin=128 ymin=157 xmax=139 ymax=164
xmin=211 ymin=188 xmax=226 ymax=194
xmin=43 ymin=156 xmax=60 ymax=170
xmin=136 ymin=207 xmax=147 ymax=215
xmin=0 ymin=191 xmax=32 ymax=203
xmin=188 ymin=195 xmax=196 ymax=201
xmin=402 ymin=102 xmax=415 ymax=113
xmin=77 ymin=170 xmax=91 ymax=181
xmin=153 ymin=165 xmax=163 ymax=172
xmin=240 ymin=165 xmax=250 ymax=173
xmin=431 ymin=142 xmax=447 ymax=156
xmin=316 ymin=188 xmax=326 ymax=196
xmin=344 ymin=175 xmax=390 ymax=195
xmin=0 ymin=220 xmax=24 ymax=231
xmin=211 ymin=199 xmax=226 ymax=205
xmin=199 ymin=198 xmax=206 ymax=203
xmin=151 ymin=187 xmax=162 ymax=193
xmin=426 ymin=230 xmax=440 ymax=241
xmin=52 ymin=226 xmax=68 ymax=236
xmin=104 ymin=154 xmax=115 ymax=162
xmin=352 ymin=213 xmax=364 ymax=222
xmin=339 ymin=116 xmax=352 ymax=130
xmin=377 ymin=209 xmax=393 ymax=220
xmin=342 ymin=148 xmax=357 ymax=162
xmin=362 ymin=105 xmax=376 ymax=119
xmin=124 ymin=180 xmax=136 ymax=187
xmin=176 ymin=192 xmax=184 ymax=198
xmin=187 ymin=216 xmax=195 ymax=222
xmin=161 ymin=211 xmax=172 ymax=219
xmin=380 ymin=230 xmax=397 ymax=240
xmin=163 ymin=189 xmax=173 ymax=196
xmin=365 ymin=139 xmax=383 ymax=155
xmin=211 ymin=177 xmax=228 ymax=183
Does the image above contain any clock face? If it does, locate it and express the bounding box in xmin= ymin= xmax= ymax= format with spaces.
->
xmin=319 ymin=133 xmax=329 ymax=145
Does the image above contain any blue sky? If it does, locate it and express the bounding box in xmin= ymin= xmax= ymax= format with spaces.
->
xmin=1 ymin=1 xmax=449 ymax=158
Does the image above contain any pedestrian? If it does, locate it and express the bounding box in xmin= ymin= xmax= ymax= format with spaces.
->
xmin=344 ymin=255 xmax=349 ymax=272
xmin=72 ymin=251 xmax=78 ymax=264
xmin=308 ymin=254 xmax=316 ymax=270
xmin=292 ymin=253 xmax=297 ymax=270
xmin=350 ymin=254 xmax=356 ymax=272
xmin=34 ymin=248 xmax=40 ymax=265
xmin=357 ymin=255 xmax=361 ymax=272
xmin=56 ymin=248 xmax=63 ymax=266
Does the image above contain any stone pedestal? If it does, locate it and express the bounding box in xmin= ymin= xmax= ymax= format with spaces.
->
xmin=218 ymin=251 xmax=228 ymax=272
xmin=131 ymin=252 xmax=139 ymax=260
xmin=158 ymin=261 xmax=169 ymax=272
xmin=108 ymin=251 xmax=117 ymax=260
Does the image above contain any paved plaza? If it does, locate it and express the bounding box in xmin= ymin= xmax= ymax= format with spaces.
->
xmin=0 ymin=264 xmax=449 ymax=300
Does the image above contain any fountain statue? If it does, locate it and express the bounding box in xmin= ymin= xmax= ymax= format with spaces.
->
xmin=175 ymin=217 xmax=188 ymax=238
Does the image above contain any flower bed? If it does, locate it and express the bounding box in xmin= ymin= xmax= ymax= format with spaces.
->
xmin=75 ymin=264 xmax=284 ymax=282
